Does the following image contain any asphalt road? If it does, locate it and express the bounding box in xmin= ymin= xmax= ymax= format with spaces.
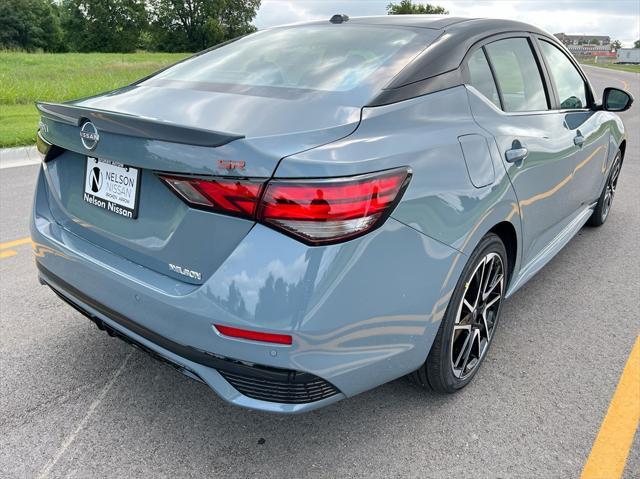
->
xmin=1 ymin=65 xmax=638 ymax=479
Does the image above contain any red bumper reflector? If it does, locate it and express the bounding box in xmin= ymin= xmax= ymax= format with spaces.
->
xmin=214 ymin=324 xmax=293 ymax=345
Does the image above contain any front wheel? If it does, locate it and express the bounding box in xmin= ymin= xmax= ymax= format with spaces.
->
xmin=588 ymin=152 xmax=622 ymax=227
xmin=409 ymin=233 xmax=508 ymax=393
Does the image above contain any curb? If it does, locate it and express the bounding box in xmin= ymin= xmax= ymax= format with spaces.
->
xmin=0 ymin=145 xmax=39 ymax=169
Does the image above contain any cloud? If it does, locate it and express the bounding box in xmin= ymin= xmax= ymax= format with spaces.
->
xmin=254 ymin=0 xmax=640 ymax=46
xmin=440 ymin=0 xmax=640 ymax=46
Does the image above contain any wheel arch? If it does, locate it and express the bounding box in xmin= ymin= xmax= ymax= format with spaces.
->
xmin=457 ymin=195 xmax=523 ymax=292
xmin=619 ymin=139 xmax=627 ymax=161
xmin=488 ymin=221 xmax=518 ymax=287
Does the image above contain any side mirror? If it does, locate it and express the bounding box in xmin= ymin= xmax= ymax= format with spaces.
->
xmin=602 ymin=87 xmax=633 ymax=112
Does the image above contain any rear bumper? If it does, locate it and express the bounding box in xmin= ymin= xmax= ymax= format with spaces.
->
xmin=41 ymin=264 xmax=340 ymax=408
xmin=32 ymin=165 xmax=465 ymax=413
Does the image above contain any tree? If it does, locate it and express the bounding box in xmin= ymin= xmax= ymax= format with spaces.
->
xmin=148 ymin=0 xmax=260 ymax=52
xmin=634 ymin=39 xmax=640 ymax=49
xmin=0 ymin=0 xmax=65 ymax=52
xmin=612 ymin=40 xmax=622 ymax=51
xmin=387 ymin=0 xmax=448 ymax=15
xmin=60 ymin=0 xmax=148 ymax=53
xmin=589 ymin=38 xmax=600 ymax=45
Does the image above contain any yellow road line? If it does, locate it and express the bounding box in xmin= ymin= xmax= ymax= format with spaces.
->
xmin=582 ymin=65 xmax=631 ymax=92
xmin=0 ymin=237 xmax=31 ymax=250
xmin=0 ymin=250 xmax=18 ymax=259
xmin=581 ymin=336 xmax=640 ymax=479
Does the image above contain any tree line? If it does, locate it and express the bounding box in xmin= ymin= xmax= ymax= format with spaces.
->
xmin=0 ymin=0 xmax=261 ymax=53
xmin=4 ymin=0 xmax=632 ymax=55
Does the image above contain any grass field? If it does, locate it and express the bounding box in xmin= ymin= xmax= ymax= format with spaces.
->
xmin=578 ymin=59 xmax=640 ymax=74
xmin=2 ymin=51 xmax=636 ymax=149
xmin=0 ymin=52 xmax=188 ymax=147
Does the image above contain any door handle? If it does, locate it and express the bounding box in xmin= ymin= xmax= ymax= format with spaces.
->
xmin=505 ymin=146 xmax=528 ymax=163
xmin=574 ymin=134 xmax=585 ymax=147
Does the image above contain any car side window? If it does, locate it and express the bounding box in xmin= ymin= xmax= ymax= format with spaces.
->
xmin=484 ymin=38 xmax=548 ymax=112
xmin=466 ymin=49 xmax=501 ymax=108
xmin=539 ymin=40 xmax=588 ymax=109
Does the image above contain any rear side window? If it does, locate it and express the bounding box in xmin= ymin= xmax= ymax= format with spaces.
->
xmin=467 ymin=49 xmax=500 ymax=108
xmin=485 ymin=38 xmax=548 ymax=112
xmin=539 ymin=41 xmax=588 ymax=109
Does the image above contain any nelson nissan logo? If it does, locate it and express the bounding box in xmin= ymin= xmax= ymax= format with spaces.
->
xmin=80 ymin=121 xmax=100 ymax=150
xmin=90 ymin=166 xmax=102 ymax=192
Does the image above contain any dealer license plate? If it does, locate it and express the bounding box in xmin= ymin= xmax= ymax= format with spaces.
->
xmin=83 ymin=157 xmax=140 ymax=219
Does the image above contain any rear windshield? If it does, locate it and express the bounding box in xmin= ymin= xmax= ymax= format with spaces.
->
xmin=144 ymin=25 xmax=424 ymax=94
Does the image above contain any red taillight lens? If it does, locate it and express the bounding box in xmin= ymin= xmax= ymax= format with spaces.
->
xmin=214 ymin=324 xmax=292 ymax=345
xmin=159 ymin=176 xmax=264 ymax=218
xmin=257 ymin=168 xmax=410 ymax=244
xmin=159 ymin=168 xmax=410 ymax=245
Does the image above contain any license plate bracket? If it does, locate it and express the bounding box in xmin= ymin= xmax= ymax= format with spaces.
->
xmin=83 ymin=157 xmax=140 ymax=219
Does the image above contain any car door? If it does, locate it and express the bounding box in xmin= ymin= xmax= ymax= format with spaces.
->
xmin=535 ymin=37 xmax=610 ymax=207
xmin=465 ymin=35 xmax=592 ymax=268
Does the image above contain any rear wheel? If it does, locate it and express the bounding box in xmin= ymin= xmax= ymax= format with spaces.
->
xmin=410 ymin=233 xmax=507 ymax=393
xmin=588 ymin=152 xmax=622 ymax=227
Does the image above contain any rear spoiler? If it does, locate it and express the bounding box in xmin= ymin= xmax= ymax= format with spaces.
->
xmin=36 ymin=101 xmax=244 ymax=147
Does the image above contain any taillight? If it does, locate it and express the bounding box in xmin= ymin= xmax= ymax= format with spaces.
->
xmin=258 ymin=168 xmax=410 ymax=244
xmin=159 ymin=176 xmax=264 ymax=218
xmin=158 ymin=167 xmax=410 ymax=245
xmin=36 ymin=131 xmax=51 ymax=159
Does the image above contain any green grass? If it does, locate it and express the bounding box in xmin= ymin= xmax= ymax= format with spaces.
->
xmin=0 ymin=52 xmax=189 ymax=147
xmin=578 ymin=60 xmax=640 ymax=74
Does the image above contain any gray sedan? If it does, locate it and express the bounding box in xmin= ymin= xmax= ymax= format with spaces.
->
xmin=32 ymin=15 xmax=632 ymax=412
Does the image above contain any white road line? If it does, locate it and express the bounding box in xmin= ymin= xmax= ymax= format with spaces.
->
xmin=36 ymin=352 xmax=133 ymax=479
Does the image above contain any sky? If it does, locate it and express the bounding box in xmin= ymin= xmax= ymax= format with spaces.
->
xmin=254 ymin=0 xmax=640 ymax=47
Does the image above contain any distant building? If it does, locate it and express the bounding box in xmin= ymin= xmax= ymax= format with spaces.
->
xmin=566 ymin=43 xmax=614 ymax=56
xmin=554 ymin=33 xmax=611 ymax=46
xmin=617 ymin=48 xmax=640 ymax=64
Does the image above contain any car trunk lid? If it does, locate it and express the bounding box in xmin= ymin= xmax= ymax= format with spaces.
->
xmin=37 ymin=88 xmax=361 ymax=284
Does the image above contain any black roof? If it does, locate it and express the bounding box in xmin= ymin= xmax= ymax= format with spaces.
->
xmin=381 ymin=17 xmax=552 ymax=86
xmin=333 ymin=15 xmax=475 ymax=29
xmin=304 ymin=15 xmax=550 ymax=36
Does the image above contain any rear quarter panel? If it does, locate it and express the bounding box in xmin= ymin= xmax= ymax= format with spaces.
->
xmin=276 ymin=86 xmax=524 ymax=279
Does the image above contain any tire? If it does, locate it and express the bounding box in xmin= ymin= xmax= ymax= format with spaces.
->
xmin=409 ymin=233 xmax=508 ymax=393
xmin=587 ymin=151 xmax=622 ymax=227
